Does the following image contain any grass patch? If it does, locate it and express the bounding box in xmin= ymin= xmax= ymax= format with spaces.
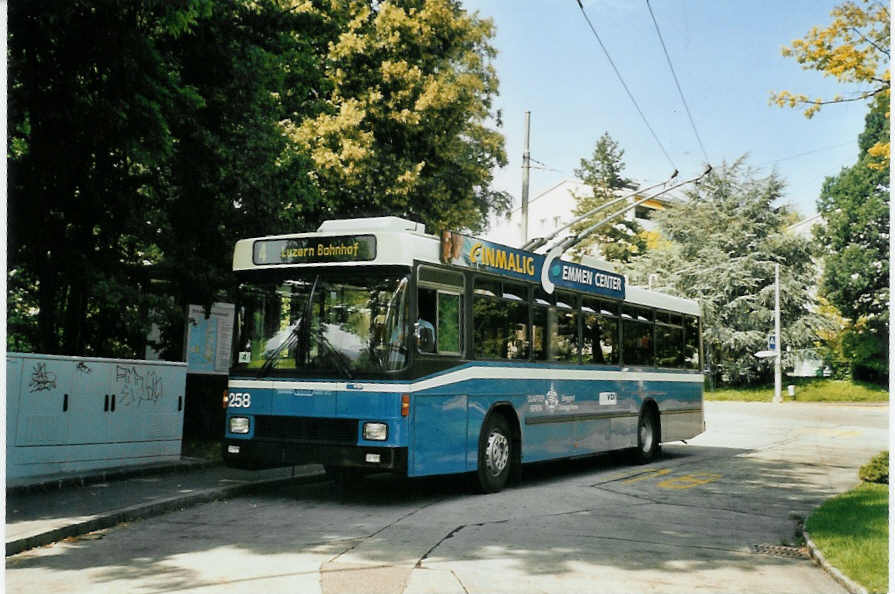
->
xmin=805 ymin=482 xmax=889 ymax=593
xmin=705 ymin=378 xmax=888 ymax=402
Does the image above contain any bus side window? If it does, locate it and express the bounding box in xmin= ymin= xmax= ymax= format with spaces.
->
xmin=418 ymin=286 xmax=463 ymax=355
xmin=684 ymin=315 xmax=700 ymax=369
xmin=622 ymin=305 xmax=654 ymax=366
xmin=552 ymin=292 xmax=579 ymax=363
xmin=417 ymin=288 xmax=437 ymax=353
xmin=532 ymin=289 xmax=551 ymax=360
xmin=656 ymin=321 xmax=684 ymax=368
xmin=437 ymin=292 xmax=462 ymax=354
xmin=418 ymin=266 xmax=466 ymax=356
xmin=503 ymin=283 xmax=529 ymax=360
xmin=473 ymin=279 xmax=529 ymax=360
xmin=532 ymin=305 xmax=547 ymax=360
xmin=583 ymin=298 xmax=619 ymax=365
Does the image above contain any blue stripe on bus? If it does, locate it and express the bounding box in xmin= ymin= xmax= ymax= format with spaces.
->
xmin=226 ymin=363 xmax=703 ymax=477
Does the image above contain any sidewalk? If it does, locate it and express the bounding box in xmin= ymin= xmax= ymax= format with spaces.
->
xmin=6 ymin=459 xmax=326 ymax=556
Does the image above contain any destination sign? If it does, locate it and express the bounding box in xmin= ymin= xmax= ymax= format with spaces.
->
xmin=547 ymin=259 xmax=625 ymax=299
xmin=441 ymin=231 xmax=625 ymax=299
xmin=253 ymin=235 xmax=376 ymax=265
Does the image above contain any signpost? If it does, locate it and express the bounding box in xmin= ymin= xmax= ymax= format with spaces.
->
xmin=773 ymin=264 xmax=781 ymax=404
xmin=755 ymin=264 xmax=782 ymax=404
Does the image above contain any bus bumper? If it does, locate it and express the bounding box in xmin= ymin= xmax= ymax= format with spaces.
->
xmin=222 ymin=439 xmax=408 ymax=473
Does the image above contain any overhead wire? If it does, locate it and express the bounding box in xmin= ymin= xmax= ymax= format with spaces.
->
xmin=575 ymin=0 xmax=677 ymax=172
xmin=645 ymin=0 xmax=710 ymax=164
xmin=755 ymin=142 xmax=854 ymax=168
xmin=529 ymin=157 xmax=570 ymax=175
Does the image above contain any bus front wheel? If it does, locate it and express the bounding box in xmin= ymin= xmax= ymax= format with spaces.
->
xmin=634 ymin=409 xmax=660 ymax=464
xmin=477 ymin=414 xmax=512 ymax=493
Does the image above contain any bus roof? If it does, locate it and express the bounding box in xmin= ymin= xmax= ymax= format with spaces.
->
xmin=233 ymin=217 xmax=700 ymax=316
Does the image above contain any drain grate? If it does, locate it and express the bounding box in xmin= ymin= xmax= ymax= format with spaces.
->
xmin=751 ymin=544 xmax=809 ymax=559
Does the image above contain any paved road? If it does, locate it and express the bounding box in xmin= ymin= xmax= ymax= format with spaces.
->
xmin=6 ymin=401 xmax=887 ymax=593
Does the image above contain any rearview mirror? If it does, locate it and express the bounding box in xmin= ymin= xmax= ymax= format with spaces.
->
xmin=415 ymin=320 xmax=435 ymax=353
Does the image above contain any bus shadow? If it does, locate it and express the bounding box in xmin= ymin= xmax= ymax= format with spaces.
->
xmin=277 ymin=444 xmax=734 ymax=503
xmin=342 ymin=443 xmax=740 ymax=497
xmin=7 ymin=443 xmax=861 ymax=592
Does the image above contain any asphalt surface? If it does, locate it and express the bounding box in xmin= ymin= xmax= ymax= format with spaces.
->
xmin=6 ymin=460 xmax=327 ymax=556
xmin=4 ymin=401 xmax=887 ymax=593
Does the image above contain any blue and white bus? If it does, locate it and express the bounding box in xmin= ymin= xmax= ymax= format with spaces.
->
xmin=223 ymin=216 xmax=704 ymax=492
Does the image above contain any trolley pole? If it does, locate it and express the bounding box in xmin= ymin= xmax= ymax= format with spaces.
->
xmin=773 ymin=263 xmax=782 ymax=404
xmin=521 ymin=111 xmax=531 ymax=246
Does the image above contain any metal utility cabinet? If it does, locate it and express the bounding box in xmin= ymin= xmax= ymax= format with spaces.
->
xmin=6 ymin=353 xmax=187 ymax=480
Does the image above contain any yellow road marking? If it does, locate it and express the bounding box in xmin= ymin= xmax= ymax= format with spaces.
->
xmin=657 ymin=472 xmax=723 ymax=490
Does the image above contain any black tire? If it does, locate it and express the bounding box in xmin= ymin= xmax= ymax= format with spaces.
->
xmin=476 ymin=414 xmax=512 ymax=493
xmin=634 ymin=408 xmax=661 ymax=464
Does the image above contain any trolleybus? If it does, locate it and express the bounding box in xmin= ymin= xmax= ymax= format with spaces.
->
xmin=223 ymin=216 xmax=704 ymax=492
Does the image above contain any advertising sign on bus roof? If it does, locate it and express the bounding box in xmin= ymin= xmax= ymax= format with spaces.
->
xmin=440 ymin=231 xmax=625 ymax=300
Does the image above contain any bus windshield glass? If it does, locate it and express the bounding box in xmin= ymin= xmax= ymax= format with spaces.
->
xmin=231 ymin=272 xmax=410 ymax=376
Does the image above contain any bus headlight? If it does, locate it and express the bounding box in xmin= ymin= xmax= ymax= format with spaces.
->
xmin=229 ymin=416 xmax=250 ymax=434
xmin=363 ymin=422 xmax=388 ymax=441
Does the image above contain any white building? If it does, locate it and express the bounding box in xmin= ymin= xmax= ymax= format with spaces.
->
xmin=785 ymin=212 xmax=824 ymax=239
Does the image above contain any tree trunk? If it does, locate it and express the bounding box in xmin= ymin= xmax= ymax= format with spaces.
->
xmin=62 ymin=271 xmax=88 ymax=355
xmin=37 ymin=255 xmax=60 ymax=354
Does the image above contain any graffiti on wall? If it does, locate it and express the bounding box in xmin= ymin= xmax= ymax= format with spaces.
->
xmin=115 ymin=365 xmax=164 ymax=406
xmin=29 ymin=363 xmax=57 ymax=392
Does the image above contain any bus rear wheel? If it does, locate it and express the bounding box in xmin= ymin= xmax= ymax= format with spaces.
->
xmin=477 ymin=414 xmax=512 ymax=493
xmin=634 ymin=409 xmax=660 ymax=464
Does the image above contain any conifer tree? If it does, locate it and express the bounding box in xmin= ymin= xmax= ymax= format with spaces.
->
xmin=570 ymin=133 xmax=646 ymax=262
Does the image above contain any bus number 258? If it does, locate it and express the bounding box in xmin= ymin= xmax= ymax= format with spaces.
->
xmin=229 ymin=392 xmax=252 ymax=408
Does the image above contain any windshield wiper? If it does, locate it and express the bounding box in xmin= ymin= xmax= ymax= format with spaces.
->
xmin=258 ymin=275 xmax=319 ymax=377
xmin=258 ymin=321 xmax=300 ymax=377
xmin=317 ymin=331 xmax=354 ymax=379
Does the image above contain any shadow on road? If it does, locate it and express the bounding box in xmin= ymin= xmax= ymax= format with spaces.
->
xmin=6 ymin=440 xmax=855 ymax=594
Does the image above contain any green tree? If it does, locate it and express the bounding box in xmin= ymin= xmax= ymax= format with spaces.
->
xmin=149 ymin=0 xmax=327 ymax=359
xmin=280 ymin=0 xmax=510 ymax=234
xmin=771 ymin=0 xmax=890 ymax=168
xmin=8 ymin=0 xmax=213 ymax=356
xmin=570 ymin=132 xmax=646 ymax=262
xmin=814 ymin=94 xmax=889 ymax=382
xmin=626 ymin=158 xmax=821 ymax=386
xmin=8 ymin=0 xmax=512 ymax=359
xmin=7 ymin=0 xmax=325 ymax=358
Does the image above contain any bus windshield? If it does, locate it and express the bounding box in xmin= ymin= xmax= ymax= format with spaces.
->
xmin=231 ymin=272 xmax=410 ymax=377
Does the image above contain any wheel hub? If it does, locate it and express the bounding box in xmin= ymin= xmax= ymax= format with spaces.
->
xmin=485 ymin=431 xmax=509 ymax=476
xmin=640 ymin=417 xmax=654 ymax=453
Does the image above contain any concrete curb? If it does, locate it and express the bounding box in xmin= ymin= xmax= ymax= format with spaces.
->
xmin=804 ymin=531 xmax=869 ymax=594
xmin=6 ymin=458 xmax=219 ymax=495
xmin=6 ymin=470 xmax=328 ymax=557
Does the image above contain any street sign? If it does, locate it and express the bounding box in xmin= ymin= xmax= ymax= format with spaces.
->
xmin=754 ymin=350 xmax=777 ymax=359
xmin=767 ymin=334 xmax=776 ymax=351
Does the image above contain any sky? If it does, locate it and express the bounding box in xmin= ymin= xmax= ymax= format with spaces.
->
xmin=461 ymin=0 xmax=872 ymax=233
